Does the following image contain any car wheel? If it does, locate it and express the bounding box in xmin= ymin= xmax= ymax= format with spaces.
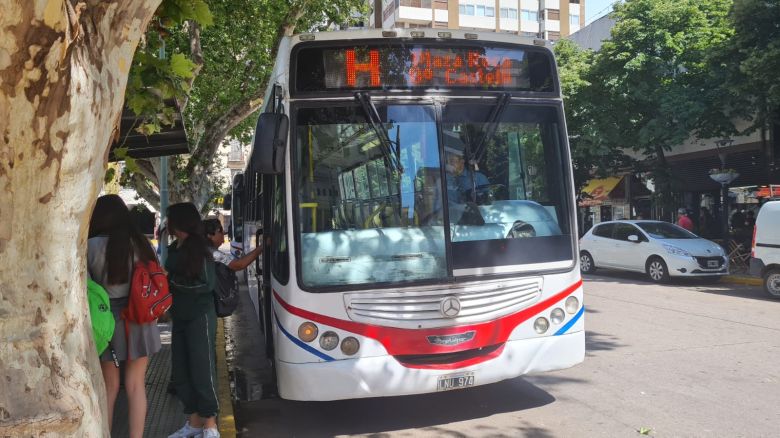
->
xmin=580 ymin=251 xmax=596 ymax=274
xmin=763 ymin=268 xmax=780 ymax=299
xmin=646 ymin=257 xmax=670 ymax=283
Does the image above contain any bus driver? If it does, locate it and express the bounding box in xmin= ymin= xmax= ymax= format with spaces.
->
xmin=445 ymin=149 xmax=489 ymax=204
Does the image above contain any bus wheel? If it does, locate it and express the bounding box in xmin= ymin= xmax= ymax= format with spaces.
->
xmin=580 ymin=251 xmax=596 ymax=274
xmin=764 ymin=268 xmax=780 ymax=299
xmin=646 ymin=257 xmax=670 ymax=283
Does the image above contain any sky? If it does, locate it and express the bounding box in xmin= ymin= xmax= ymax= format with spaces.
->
xmin=585 ymin=0 xmax=619 ymax=24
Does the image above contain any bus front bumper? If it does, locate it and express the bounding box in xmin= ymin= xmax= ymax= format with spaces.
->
xmin=275 ymin=330 xmax=584 ymax=401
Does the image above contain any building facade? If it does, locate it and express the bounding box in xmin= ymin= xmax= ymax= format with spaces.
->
xmin=370 ymin=0 xmax=585 ymax=40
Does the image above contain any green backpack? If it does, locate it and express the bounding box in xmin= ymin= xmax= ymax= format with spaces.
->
xmin=87 ymin=279 xmax=115 ymax=355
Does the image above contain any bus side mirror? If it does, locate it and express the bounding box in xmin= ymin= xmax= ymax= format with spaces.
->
xmin=222 ymin=193 xmax=232 ymax=211
xmin=251 ymin=113 xmax=288 ymax=174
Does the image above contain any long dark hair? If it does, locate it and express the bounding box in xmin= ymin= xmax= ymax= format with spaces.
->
xmin=89 ymin=194 xmax=156 ymax=284
xmin=166 ymin=202 xmax=212 ymax=278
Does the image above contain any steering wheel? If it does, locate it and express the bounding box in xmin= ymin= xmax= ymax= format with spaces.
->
xmin=506 ymin=220 xmax=536 ymax=239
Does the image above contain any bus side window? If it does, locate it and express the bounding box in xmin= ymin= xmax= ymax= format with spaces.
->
xmin=271 ymin=174 xmax=289 ymax=284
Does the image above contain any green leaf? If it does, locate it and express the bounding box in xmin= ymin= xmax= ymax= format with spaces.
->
xmin=170 ymin=53 xmax=196 ymax=79
xmin=104 ymin=167 xmax=116 ymax=184
xmin=192 ymin=0 xmax=214 ymax=26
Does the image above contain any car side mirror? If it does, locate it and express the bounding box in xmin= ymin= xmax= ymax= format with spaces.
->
xmin=251 ymin=113 xmax=289 ymax=174
xmin=628 ymin=235 xmax=640 ymax=243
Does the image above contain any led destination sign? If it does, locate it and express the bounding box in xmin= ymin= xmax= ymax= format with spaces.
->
xmin=294 ymin=44 xmax=554 ymax=93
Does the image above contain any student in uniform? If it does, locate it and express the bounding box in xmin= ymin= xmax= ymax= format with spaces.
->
xmin=88 ymin=194 xmax=161 ymax=438
xmin=165 ymin=203 xmax=220 ymax=438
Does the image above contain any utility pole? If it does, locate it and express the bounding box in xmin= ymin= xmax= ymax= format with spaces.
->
xmin=159 ymin=40 xmax=169 ymax=263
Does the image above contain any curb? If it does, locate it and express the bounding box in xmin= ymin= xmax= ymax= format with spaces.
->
xmin=721 ymin=275 xmax=762 ymax=286
xmin=216 ymin=318 xmax=237 ymax=438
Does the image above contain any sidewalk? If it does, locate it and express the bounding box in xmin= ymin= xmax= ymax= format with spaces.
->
xmin=721 ymin=274 xmax=762 ymax=286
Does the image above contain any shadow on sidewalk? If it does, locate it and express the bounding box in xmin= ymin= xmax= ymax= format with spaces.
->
xmin=111 ymin=323 xmax=185 ymax=438
xmin=234 ymin=376 xmax=558 ymax=437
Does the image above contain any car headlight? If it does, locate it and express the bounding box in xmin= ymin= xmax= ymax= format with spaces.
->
xmin=663 ymin=244 xmax=692 ymax=257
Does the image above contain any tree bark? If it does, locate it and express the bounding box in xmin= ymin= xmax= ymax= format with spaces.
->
xmin=0 ymin=1 xmax=161 ymax=435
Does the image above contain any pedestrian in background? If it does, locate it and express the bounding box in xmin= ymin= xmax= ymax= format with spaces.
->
xmin=165 ymin=203 xmax=221 ymax=438
xmin=676 ymin=207 xmax=694 ymax=232
xmin=88 ymin=194 xmax=161 ymax=438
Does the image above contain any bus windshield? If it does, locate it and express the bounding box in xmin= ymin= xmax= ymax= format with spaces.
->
xmin=294 ymin=102 xmax=571 ymax=289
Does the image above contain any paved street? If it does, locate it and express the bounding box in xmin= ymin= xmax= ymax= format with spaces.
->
xmin=235 ymin=273 xmax=780 ymax=437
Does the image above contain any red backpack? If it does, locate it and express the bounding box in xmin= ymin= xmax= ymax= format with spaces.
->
xmin=122 ymin=259 xmax=172 ymax=324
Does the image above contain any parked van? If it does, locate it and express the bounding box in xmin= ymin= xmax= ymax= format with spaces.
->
xmin=750 ymin=201 xmax=780 ymax=297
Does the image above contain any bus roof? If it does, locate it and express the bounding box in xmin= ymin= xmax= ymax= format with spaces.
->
xmin=289 ymin=28 xmax=552 ymax=50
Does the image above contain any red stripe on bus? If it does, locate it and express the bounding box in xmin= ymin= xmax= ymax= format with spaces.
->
xmin=273 ymin=279 xmax=582 ymax=357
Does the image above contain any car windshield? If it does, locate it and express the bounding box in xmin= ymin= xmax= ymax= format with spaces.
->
xmin=294 ymin=102 xmax=572 ymax=289
xmin=637 ymin=222 xmax=697 ymax=239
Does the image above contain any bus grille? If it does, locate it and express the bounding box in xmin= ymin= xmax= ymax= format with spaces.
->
xmin=344 ymin=277 xmax=542 ymax=329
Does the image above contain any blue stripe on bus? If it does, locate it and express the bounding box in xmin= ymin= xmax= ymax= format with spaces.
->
xmin=554 ymin=306 xmax=585 ymax=336
xmin=274 ymin=311 xmax=335 ymax=362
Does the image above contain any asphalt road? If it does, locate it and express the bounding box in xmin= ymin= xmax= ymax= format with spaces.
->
xmin=235 ymin=273 xmax=780 ymax=437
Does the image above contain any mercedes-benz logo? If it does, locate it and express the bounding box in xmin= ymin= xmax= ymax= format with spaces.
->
xmin=440 ymin=296 xmax=461 ymax=318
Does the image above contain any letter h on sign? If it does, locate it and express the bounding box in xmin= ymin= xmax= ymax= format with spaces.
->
xmin=346 ymin=49 xmax=380 ymax=87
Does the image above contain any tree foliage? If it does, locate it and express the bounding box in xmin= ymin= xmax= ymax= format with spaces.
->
xmin=121 ymin=0 xmax=368 ymax=212
xmin=724 ymin=0 xmax=780 ymax=132
xmin=555 ymin=39 xmax=632 ymax=190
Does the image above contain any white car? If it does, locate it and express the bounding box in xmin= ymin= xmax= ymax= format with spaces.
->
xmin=579 ymin=220 xmax=728 ymax=282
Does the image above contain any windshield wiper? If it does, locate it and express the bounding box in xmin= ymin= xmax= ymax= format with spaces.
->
xmin=468 ymin=93 xmax=511 ymax=166
xmin=463 ymin=93 xmax=511 ymax=202
xmin=355 ymin=92 xmax=404 ymax=174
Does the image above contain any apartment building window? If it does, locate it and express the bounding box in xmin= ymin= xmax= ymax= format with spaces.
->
xmin=500 ymin=7 xmax=518 ymax=18
xmin=459 ymin=3 xmax=475 ymax=15
xmin=434 ymin=0 xmax=447 ymax=10
xmin=486 ymin=6 xmax=495 ymax=17
xmin=521 ymin=9 xmax=538 ymax=21
xmin=476 ymin=5 xmax=485 ymax=16
xmin=547 ymin=9 xmax=560 ymax=20
xmin=570 ymin=14 xmax=579 ymax=24
xmin=547 ymin=31 xmax=561 ymax=40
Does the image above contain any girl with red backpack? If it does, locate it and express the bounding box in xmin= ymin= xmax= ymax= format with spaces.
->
xmin=87 ymin=195 xmax=161 ymax=438
xmin=165 ymin=203 xmax=221 ymax=438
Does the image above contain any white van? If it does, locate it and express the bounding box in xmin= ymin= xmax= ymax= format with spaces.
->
xmin=750 ymin=201 xmax=780 ymax=297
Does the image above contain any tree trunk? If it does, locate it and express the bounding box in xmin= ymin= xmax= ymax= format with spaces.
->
xmin=0 ymin=1 xmax=161 ymax=435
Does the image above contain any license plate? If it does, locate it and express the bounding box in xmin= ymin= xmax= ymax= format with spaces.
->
xmin=437 ymin=372 xmax=475 ymax=391
xmin=707 ymin=260 xmax=719 ymax=268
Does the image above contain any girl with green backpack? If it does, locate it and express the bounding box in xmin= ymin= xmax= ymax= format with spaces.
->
xmin=87 ymin=194 xmax=161 ymax=438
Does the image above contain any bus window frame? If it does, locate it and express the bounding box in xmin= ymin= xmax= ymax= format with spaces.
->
xmin=289 ymin=39 xmax=561 ymax=100
xmin=288 ymin=97 xmax=577 ymax=293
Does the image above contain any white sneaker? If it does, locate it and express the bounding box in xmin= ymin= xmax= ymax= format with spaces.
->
xmin=203 ymin=427 xmax=220 ymax=438
xmin=168 ymin=421 xmax=203 ymax=438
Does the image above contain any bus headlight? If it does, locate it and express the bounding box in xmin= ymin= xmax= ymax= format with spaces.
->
xmin=340 ymin=337 xmax=360 ymax=355
xmin=319 ymin=331 xmax=339 ymax=351
xmin=551 ymin=308 xmax=566 ymax=325
xmin=298 ymin=322 xmax=318 ymax=342
xmin=565 ymin=296 xmax=580 ymax=314
xmin=534 ymin=317 xmax=550 ymax=334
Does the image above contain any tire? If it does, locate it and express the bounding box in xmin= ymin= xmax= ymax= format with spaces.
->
xmin=763 ymin=268 xmax=780 ymax=299
xmin=580 ymin=251 xmax=596 ymax=274
xmin=646 ymin=257 xmax=670 ymax=283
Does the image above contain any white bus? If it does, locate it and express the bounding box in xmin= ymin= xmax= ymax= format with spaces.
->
xmin=230 ymin=29 xmax=584 ymax=401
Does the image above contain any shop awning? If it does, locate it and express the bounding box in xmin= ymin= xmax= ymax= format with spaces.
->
xmin=579 ymin=176 xmax=623 ymax=206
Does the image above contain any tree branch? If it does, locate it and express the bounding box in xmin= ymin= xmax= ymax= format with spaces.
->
xmin=177 ymin=20 xmax=204 ymax=112
xmin=134 ymin=158 xmax=159 ymax=188
xmin=130 ymin=173 xmax=161 ymax=209
xmin=185 ymin=87 xmax=265 ymax=174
